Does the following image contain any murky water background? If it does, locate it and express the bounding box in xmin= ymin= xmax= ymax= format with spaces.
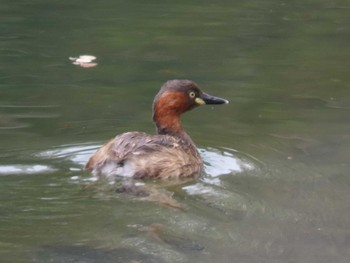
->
xmin=1 ymin=1 xmax=350 ymax=262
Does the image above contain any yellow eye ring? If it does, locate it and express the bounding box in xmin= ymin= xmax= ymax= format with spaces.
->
xmin=189 ymin=91 xmax=196 ymax=98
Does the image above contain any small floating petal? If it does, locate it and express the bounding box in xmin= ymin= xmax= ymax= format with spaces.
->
xmin=69 ymin=55 xmax=97 ymax=68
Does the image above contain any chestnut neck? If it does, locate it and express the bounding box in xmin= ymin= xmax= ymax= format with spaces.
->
xmin=154 ymin=112 xmax=183 ymax=135
xmin=153 ymin=106 xmax=195 ymax=146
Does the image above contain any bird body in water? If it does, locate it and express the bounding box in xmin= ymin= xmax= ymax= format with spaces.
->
xmin=86 ymin=80 xmax=228 ymax=180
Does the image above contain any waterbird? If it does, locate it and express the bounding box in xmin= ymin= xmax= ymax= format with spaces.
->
xmin=86 ymin=79 xmax=228 ymax=180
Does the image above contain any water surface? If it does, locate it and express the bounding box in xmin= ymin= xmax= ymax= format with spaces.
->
xmin=1 ymin=1 xmax=350 ymax=262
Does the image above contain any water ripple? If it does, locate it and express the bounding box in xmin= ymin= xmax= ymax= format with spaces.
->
xmin=36 ymin=143 xmax=97 ymax=166
xmin=200 ymin=147 xmax=255 ymax=177
xmin=37 ymin=143 xmax=258 ymax=179
xmin=0 ymin=164 xmax=56 ymax=175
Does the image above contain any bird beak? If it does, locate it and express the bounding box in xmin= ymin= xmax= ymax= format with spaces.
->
xmin=195 ymin=92 xmax=229 ymax=105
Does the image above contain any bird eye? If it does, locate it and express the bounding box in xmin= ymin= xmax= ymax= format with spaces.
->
xmin=189 ymin=91 xmax=196 ymax=98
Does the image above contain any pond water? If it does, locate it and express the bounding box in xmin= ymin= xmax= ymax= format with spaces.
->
xmin=1 ymin=0 xmax=350 ymax=262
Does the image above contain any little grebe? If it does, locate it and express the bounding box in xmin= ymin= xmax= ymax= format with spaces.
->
xmin=86 ymin=79 xmax=228 ymax=179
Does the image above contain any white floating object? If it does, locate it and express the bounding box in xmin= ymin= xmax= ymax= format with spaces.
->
xmin=69 ymin=55 xmax=98 ymax=67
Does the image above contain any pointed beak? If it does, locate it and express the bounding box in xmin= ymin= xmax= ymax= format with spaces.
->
xmin=195 ymin=92 xmax=229 ymax=105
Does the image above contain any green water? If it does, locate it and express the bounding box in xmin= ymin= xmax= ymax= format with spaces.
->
xmin=1 ymin=1 xmax=350 ymax=262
